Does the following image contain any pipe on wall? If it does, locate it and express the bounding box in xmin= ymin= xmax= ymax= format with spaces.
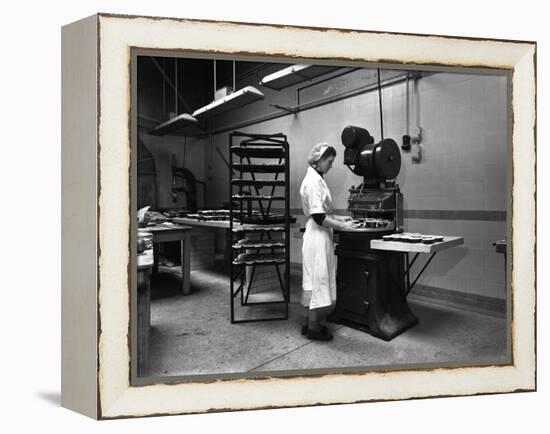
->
xmin=210 ymin=73 xmax=421 ymax=136
xmin=296 ymin=67 xmax=361 ymax=106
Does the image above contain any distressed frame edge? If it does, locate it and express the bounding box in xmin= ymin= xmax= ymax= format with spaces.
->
xmin=93 ymin=14 xmax=536 ymax=419
xmin=61 ymin=13 xmax=101 ymax=419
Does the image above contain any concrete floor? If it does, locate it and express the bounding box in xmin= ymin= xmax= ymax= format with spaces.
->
xmin=144 ymin=266 xmax=509 ymax=379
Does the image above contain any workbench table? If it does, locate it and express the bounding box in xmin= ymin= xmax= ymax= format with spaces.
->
xmin=171 ymin=217 xmax=298 ymax=271
xmin=144 ymin=223 xmax=193 ymax=295
xmin=137 ymin=248 xmax=153 ymax=376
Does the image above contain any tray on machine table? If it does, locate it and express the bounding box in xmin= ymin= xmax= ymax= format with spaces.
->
xmin=371 ymin=234 xmax=464 ymax=295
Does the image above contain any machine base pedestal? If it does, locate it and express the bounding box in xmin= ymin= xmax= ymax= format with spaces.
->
xmin=331 ymin=247 xmax=418 ymax=341
xmin=328 ymin=310 xmax=418 ymax=341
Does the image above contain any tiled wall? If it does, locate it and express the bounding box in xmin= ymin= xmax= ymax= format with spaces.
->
xmin=189 ymin=228 xmax=216 ymax=271
xmin=399 ymin=73 xmax=508 ymax=300
xmin=398 ymin=73 xmax=508 ymax=212
xmin=205 ymin=70 xmax=508 ymax=301
xmin=405 ymin=219 xmax=506 ymax=299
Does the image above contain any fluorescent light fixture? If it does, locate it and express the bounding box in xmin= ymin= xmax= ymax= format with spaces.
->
xmin=148 ymin=113 xmax=203 ymax=136
xmin=192 ymin=86 xmax=264 ymax=120
xmin=259 ymin=64 xmax=342 ymax=90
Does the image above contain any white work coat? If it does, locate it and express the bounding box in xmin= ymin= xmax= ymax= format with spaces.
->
xmin=299 ymin=166 xmax=337 ymax=309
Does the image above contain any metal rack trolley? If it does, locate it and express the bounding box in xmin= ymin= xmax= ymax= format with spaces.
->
xmin=229 ymin=131 xmax=291 ymax=323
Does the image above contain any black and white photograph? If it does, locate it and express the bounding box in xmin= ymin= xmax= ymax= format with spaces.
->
xmin=132 ymin=53 xmax=511 ymax=380
xmin=4 ymin=0 xmax=546 ymax=430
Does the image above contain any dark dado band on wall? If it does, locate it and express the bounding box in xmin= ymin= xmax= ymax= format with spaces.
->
xmin=403 ymin=210 xmax=507 ymax=222
xmin=289 ymin=263 xmax=505 ymax=318
xmin=285 ymin=208 xmax=507 ymax=222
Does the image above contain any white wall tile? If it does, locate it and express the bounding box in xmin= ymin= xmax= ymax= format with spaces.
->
xmin=206 ymin=70 xmax=508 ymax=301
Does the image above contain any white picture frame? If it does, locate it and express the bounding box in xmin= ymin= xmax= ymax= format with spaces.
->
xmin=61 ymin=13 xmax=536 ymax=419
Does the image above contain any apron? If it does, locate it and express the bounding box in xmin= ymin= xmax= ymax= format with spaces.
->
xmin=300 ymin=167 xmax=337 ymax=309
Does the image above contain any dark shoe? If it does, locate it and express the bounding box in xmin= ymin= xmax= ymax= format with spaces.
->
xmin=301 ymin=324 xmax=328 ymax=335
xmin=306 ymin=328 xmax=333 ymax=341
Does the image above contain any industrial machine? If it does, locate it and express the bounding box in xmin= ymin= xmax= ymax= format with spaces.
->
xmin=329 ymin=126 xmax=418 ymax=341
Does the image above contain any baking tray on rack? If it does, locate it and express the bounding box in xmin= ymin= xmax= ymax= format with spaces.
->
xmin=232 ymin=224 xmax=286 ymax=233
xmin=232 ymin=194 xmax=286 ymax=201
xmin=232 ymin=239 xmax=286 ymax=249
xmin=232 ymin=253 xmax=286 ymax=265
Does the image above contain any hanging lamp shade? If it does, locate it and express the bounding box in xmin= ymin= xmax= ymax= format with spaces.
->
xmin=192 ymin=86 xmax=264 ymax=120
xmin=259 ymin=64 xmax=341 ymax=90
xmin=148 ymin=113 xmax=204 ymax=136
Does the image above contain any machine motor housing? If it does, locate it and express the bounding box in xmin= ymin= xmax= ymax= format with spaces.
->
xmin=341 ymin=125 xmax=401 ymax=185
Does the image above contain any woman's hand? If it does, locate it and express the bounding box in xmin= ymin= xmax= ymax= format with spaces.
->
xmin=335 ymin=215 xmax=358 ymax=231
xmin=339 ymin=219 xmax=358 ymax=231
xmin=322 ymin=215 xmax=362 ymax=231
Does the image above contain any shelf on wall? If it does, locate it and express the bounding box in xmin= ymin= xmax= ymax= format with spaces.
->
xmin=192 ymin=86 xmax=265 ymax=120
xmin=259 ymin=64 xmax=342 ymax=90
xmin=148 ymin=113 xmax=205 ymax=137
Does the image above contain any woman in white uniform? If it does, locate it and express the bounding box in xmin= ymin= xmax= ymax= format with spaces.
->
xmin=300 ymin=143 xmax=355 ymax=341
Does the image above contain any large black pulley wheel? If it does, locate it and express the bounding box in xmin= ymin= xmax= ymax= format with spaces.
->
xmin=374 ymin=138 xmax=401 ymax=180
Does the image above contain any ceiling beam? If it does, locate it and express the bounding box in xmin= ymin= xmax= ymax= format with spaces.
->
xmin=150 ymin=57 xmax=193 ymax=114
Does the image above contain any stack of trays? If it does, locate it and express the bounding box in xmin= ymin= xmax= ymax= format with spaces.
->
xmin=382 ymin=233 xmax=445 ymax=244
xmin=181 ymin=209 xmax=255 ymax=221
xmin=144 ymin=210 xmax=168 ymax=224
xmin=162 ymin=209 xmax=189 ymax=218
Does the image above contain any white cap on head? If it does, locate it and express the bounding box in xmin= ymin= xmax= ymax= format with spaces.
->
xmin=307 ymin=142 xmax=330 ymax=166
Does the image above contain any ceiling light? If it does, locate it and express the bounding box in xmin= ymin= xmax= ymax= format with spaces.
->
xmin=259 ymin=64 xmax=341 ymax=90
xmin=192 ymin=86 xmax=264 ymax=120
xmin=148 ymin=113 xmax=202 ymax=136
